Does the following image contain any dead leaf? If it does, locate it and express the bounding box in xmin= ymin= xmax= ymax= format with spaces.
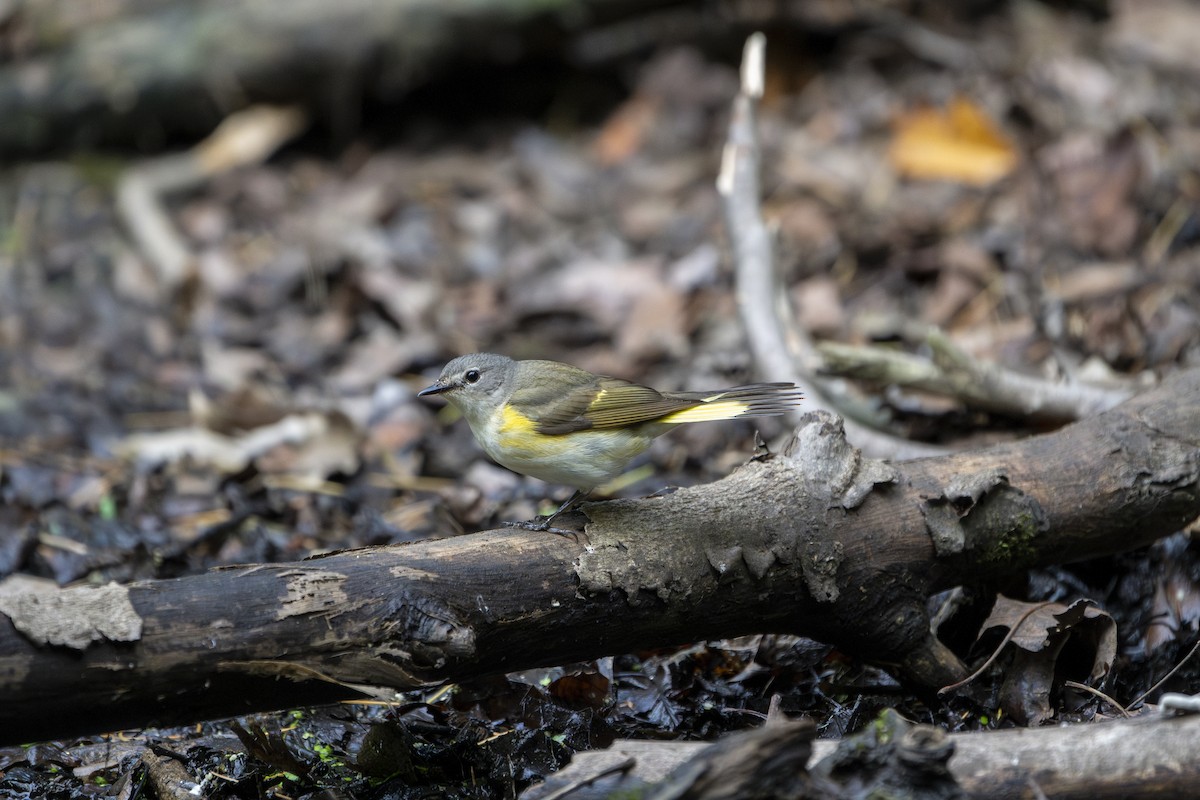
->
xmin=513 ymin=259 xmax=689 ymax=361
xmin=1039 ymin=131 xmax=1142 ymax=256
xmin=593 ymin=94 xmax=661 ymax=166
xmin=889 ymin=97 xmax=1018 ymax=186
xmin=1107 ymin=0 xmax=1200 ymax=75
xmin=792 ymin=277 xmax=846 ymax=337
xmin=200 ymin=342 xmax=274 ymax=393
xmin=189 ymin=386 xmax=287 ymax=434
xmin=548 ymin=668 xmax=613 ymax=710
xmin=979 ymin=596 xmax=1117 ymax=725
xmin=329 ymin=324 xmax=438 ymax=393
xmin=255 ymin=411 xmax=360 ymax=482
xmin=355 ymin=266 xmax=439 ymax=333
xmin=1047 ymin=262 xmax=1142 ymax=304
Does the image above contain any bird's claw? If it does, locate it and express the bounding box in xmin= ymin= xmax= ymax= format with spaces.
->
xmin=502 ymin=518 xmax=580 ymax=538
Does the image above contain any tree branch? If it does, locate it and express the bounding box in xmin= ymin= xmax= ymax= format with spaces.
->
xmin=718 ymin=34 xmax=944 ymax=460
xmin=817 ymin=328 xmax=1136 ymax=423
xmin=1 ymin=368 xmax=1198 ymax=744
xmin=527 ymin=710 xmax=1200 ymax=799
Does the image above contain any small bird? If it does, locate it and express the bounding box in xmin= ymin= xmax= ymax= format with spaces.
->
xmin=418 ymin=353 xmax=802 ymax=531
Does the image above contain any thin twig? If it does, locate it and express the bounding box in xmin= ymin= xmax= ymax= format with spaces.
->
xmin=1062 ymin=680 xmax=1131 ymax=718
xmin=819 ymin=331 xmax=1137 ymax=422
xmin=1129 ymin=634 xmax=1200 ymax=710
xmin=938 ymin=600 xmax=1058 ymax=696
xmin=116 ymin=105 xmax=307 ymax=295
xmin=718 ymin=34 xmax=942 ymax=460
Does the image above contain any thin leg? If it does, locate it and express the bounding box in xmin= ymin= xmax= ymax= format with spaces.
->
xmin=542 ymin=489 xmax=588 ymax=529
xmin=503 ymin=489 xmax=589 ymax=534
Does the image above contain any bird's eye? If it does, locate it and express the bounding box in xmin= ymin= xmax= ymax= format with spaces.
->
xmin=464 ymin=369 xmax=481 ymax=384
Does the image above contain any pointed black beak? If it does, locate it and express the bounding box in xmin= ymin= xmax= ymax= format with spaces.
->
xmin=417 ymin=381 xmax=448 ymax=398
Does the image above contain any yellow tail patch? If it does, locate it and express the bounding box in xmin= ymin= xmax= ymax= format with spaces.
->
xmin=658 ymin=399 xmax=750 ymax=424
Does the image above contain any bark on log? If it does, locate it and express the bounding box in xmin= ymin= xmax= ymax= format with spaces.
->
xmin=526 ymin=711 xmax=1200 ymax=800
xmin=1 ymin=367 xmax=1198 ymax=745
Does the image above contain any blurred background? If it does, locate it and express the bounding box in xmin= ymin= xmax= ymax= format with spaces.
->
xmin=0 ymin=0 xmax=1198 ymax=793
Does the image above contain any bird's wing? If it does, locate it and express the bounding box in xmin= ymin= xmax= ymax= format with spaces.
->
xmin=523 ymin=376 xmax=699 ymax=435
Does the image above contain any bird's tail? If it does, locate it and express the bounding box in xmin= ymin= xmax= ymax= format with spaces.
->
xmin=657 ymin=383 xmax=803 ymax=424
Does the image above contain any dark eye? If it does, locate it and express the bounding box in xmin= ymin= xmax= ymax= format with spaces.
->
xmin=464 ymin=369 xmax=481 ymax=384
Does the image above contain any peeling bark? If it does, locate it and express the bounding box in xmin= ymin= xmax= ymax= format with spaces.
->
xmin=0 ymin=581 xmax=142 ymax=648
xmin=527 ymin=711 xmax=1200 ymax=799
xmin=0 ymin=368 xmax=1198 ymax=744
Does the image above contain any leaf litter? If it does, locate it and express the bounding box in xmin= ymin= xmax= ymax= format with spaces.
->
xmin=1 ymin=2 xmax=1199 ymax=797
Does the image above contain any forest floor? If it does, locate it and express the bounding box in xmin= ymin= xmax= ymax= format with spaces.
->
xmin=1 ymin=1 xmax=1199 ymax=798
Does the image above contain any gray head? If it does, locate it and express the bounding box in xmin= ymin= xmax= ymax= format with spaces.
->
xmin=417 ymin=353 xmax=515 ymax=417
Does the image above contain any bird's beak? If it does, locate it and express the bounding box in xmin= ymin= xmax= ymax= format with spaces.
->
xmin=417 ymin=381 xmax=448 ymax=398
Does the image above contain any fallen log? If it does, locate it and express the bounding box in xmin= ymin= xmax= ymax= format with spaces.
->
xmin=525 ymin=707 xmax=1200 ymax=799
xmin=0 ymin=367 xmax=1197 ymax=744
xmin=0 ymin=0 xmax=681 ymax=156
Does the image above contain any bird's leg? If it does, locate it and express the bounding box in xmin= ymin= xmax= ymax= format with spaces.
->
xmin=503 ymin=489 xmax=589 ymax=534
xmin=541 ymin=489 xmax=588 ymax=529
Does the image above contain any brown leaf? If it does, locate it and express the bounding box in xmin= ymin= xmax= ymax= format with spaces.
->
xmin=980 ymin=596 xmax=1117 ymax=725
xmin=513 ymin=259 xmax=689 ymax=361
xmin=1040 ymin=131 xmax=1142 ymax=256
xmin=889 ymin=97 xmax=1018 ymax=186
xmin=1107 ymin=0 xmax=1200 ymax=74
xmin=593 ymin=94 xmax=661 ymax=166
xmin=792 ymin=277 xmax=846 ymax=337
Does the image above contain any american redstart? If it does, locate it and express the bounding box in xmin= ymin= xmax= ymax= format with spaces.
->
xmin=418 ymin=353 xmax=802 ymax=531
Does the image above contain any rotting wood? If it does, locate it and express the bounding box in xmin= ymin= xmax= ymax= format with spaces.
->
xmin=0 ymin=368 xmax=1198 ymax=744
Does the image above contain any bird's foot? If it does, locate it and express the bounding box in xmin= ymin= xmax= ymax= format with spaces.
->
xmin=500 ymin=489 xmax=590 ymax=537
xmin=502 ymin=516 xmax=582 ymax=538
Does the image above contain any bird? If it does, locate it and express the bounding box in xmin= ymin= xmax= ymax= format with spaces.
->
xmin=418 ymin=353 xmax=802 ymax=531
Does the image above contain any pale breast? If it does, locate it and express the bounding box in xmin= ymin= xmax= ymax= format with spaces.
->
xmin=474 ymin=405 xmax=655 ymax=489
